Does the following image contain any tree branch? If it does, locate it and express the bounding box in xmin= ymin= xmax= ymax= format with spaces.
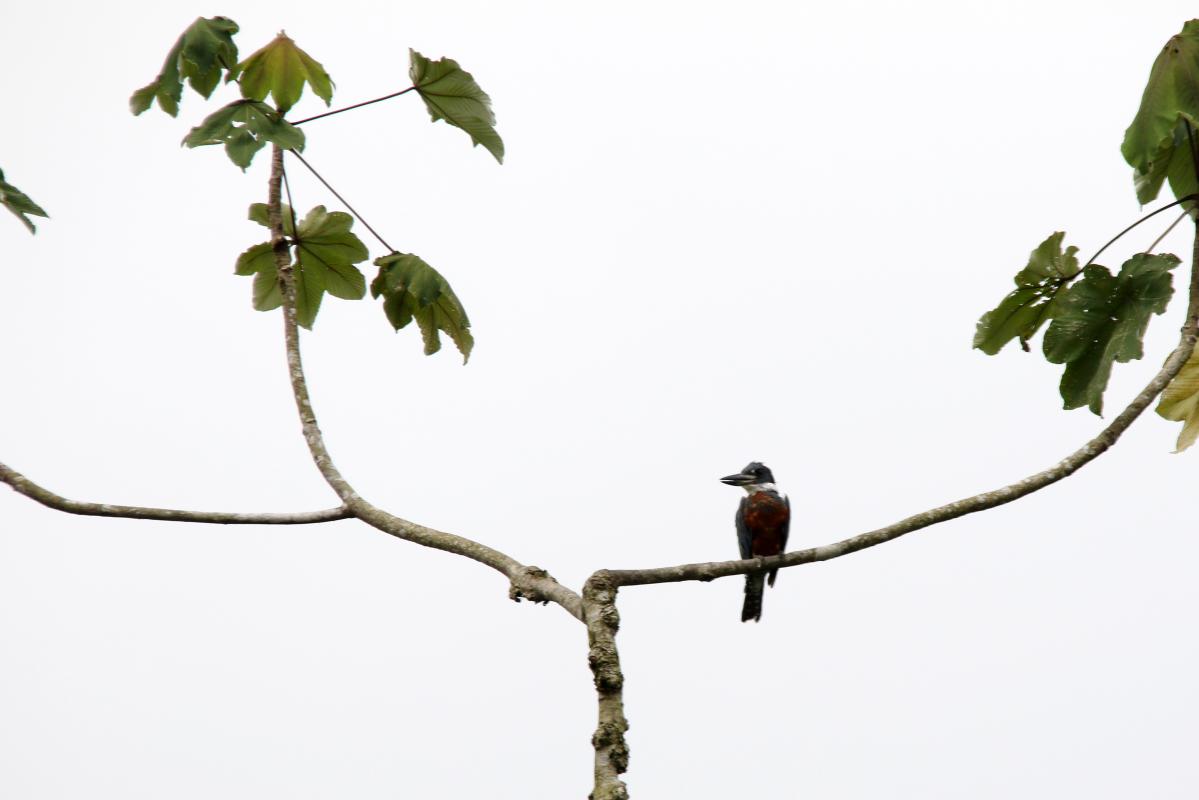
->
xmin=264 ymin=146 xmax=583 ymax=621
xmin=584 ymin=573 xmax=630 ymax=800
xmin=0 ymin=461 xmax=351 ymax=524
xmin=601 ymin=220 xmax=1199 ymax=589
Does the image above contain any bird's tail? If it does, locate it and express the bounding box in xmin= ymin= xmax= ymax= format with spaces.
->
xmin=742 ymin=572 xmax=766 ymax=623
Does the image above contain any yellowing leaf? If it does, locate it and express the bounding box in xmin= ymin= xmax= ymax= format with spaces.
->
xmin=1157 ymin=349 xmax=1199 ymax=452
xmin=232 ymin=32 xmax=333 ymax=114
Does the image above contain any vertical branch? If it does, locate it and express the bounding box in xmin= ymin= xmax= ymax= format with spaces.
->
xmin=584 ymin=571 xmax=630 ymax=800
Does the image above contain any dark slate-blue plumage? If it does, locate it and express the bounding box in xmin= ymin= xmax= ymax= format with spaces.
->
xmin=720 ymin=461 xmax=790 ymax=622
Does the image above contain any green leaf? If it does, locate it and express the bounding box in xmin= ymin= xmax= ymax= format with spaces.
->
xmin=1122 ymin=21 xmax=1199 ymax=206
xmin=974 ymin=232 xmax=1081 ymax=354
xmin=252 ymin=264 xmax=283 ymax=311
xmin=0 ymin=167 xmax=48 ymax=234
xmin=293 ymin=257 xmax=326 ymax=329
xmin=293 ymin=206 xmax=368 ymax=308
xmin=182 ymin=100 xmax=305 ymax=169
xmin=371 ymin=252 xmax=474 ymax=361
xmin=235 ymin=241 xmax=275 ymax=276
xmin=1156 ymin=349 xmax=1199 ymax=452
xmin=130 ymin=16 xmax=240 ymax=116
xmin=247 ymin=202 xmax=295 ymax=236
xmin=231 ymin=32 xmax=333 ymax=114
xmin=1043 ymin=253 xmax=1181 ymax=414
xmin=236 ymin=205 xmax=368 ymax=328
xmin=409 ymin=49 xmax=504 ymax=164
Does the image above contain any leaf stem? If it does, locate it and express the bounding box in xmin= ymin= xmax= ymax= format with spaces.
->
xmin=285 ymin=149 xmax=395 ymax=253
xmin=1082 ymin=193 xmax=1199 ymax=269
xmin=1147 ymin=211 xmax=1190 ymax=254
xmin=289 ymin=87 xmax=417 ymax=126
xmin=281 ymin=165 xmax=301 ymax=240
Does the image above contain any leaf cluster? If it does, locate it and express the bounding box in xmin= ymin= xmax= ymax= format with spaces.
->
xmin=183 ymin=101 xmax=304 ymax=170
xmin=0 ymin=168 xmax=48 ymax=234
xmin=976 ymin=233 xmax=1181 ymax=415
xmin=130 ymin=16 xmax=240 ymax=116
xmin=129 ymin=25 xmax=486 ymax=360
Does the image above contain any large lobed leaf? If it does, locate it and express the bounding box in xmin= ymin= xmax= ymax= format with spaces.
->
xmin=1157 ymin=349 xmax=1199 ymax=452
xmin=974 ymin=232 xmax=1081 ymax=354
xmin=130 ymin=16 xmax=240 ymax=117
xmin=409 ymin=49 xmax=504 ymax=164
xmin=1122 ymin=21 xmax=1199 ymax=207
xmin=236 ymin=203 xmax=367 ymax=329
xmin=182 ymin=100 xmax=305 ymax=170
xmin=1043 ymin=253 xmax=1180 ymax=415
xmin=0 ymin=167 xmax=48 ymax=234
xmin=371 ymin=252 xmax=474 ymax=361
xmin=231 ymin=33 xmax=333 ymax=115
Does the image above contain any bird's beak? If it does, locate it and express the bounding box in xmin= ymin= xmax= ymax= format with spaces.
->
xmin=720 ymin=472 xmax=754 ymax=486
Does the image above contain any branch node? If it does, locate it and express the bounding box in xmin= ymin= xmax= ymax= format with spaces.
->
xmin=508 ymin=565 xmax=556 ymax=605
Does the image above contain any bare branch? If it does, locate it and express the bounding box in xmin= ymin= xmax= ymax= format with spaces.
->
xmin=0 ymin=461 xmax=351 ymax=525
xmin=602 ymin=219 xmax=1199 ymax=589
xmin=265 ymin=147 xmax=583 ymax=622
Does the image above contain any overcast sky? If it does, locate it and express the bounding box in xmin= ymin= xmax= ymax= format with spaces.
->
xmin=4 ymin=1 xmax=1199 ymax=798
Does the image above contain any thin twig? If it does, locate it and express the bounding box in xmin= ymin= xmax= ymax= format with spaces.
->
xmin=286 ymin=149 xmax=395 ymax=253
xmin=1147 ymin=210 xmax=1189 ymax=254
xmin=265 ymin=146 xmax=583 ymax=620
xmin=290 ymin=87 xmax=418 ymax=126
xmin=0 ymin=462 xmax=351 ymax=525
xmin=1083 ymin=193 xmax=1199 ymax=269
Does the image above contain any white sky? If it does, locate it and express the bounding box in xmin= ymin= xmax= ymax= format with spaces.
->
xmin=4 ymin=1 xmax=1199 ymax=797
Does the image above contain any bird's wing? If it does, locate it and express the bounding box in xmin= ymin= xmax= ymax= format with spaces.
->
xmin=736 ymin=496 xmax=753 ymax=560
xmin=780 ymin=494 xmax=791 ymax=554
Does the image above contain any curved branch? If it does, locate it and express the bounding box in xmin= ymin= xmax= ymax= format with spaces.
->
xmin=603 ymin=219 xmax=1199 ymax=589
xmin=0 ymin=461 xmax=351 ymax=525
xmin=264 ymin=147 xmax=583 ymax=622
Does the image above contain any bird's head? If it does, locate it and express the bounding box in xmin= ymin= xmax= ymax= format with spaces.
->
xmin=719 ymin=461 xmax=777 ymax=490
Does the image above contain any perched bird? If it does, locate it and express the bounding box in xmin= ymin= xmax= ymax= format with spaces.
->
xmin=720 ymin=461 xmax=790 ymax=622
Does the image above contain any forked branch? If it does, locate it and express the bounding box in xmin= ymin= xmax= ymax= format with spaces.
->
xmin=264 ymin=146 xmax=583 ymax=621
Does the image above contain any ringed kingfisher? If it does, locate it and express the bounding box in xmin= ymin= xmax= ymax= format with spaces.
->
xmin=720 ymin=461 xmax=790 ymax=622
